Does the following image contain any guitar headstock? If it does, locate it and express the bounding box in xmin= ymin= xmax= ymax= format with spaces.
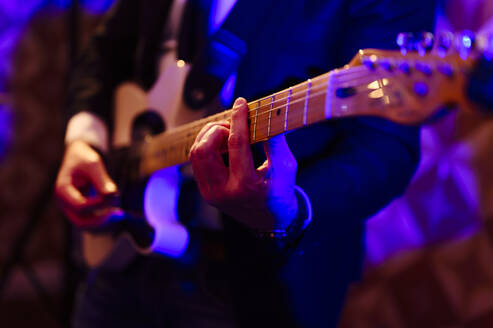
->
xmin=340 ymin=31 xmax=492 ymax=125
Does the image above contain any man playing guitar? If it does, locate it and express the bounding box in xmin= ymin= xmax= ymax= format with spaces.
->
xmin=55 ymin=0 xmax=437 ymax=327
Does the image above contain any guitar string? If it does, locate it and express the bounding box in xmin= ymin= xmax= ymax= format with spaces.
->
xmin=183 ymin=56 xmax=463 ymax=124
xmin=249 ymin=77 xmax=390 ymax=121
xmin=154 ymin=71 xmax=392 ymax=146
xmin=145 ymin=84 xmax=358 ymax=151
xmin=186 ymin=66 xmax=373 ymax=126
xmin=136 ymin=83 xmax=395 ymax=168
xmin=126 ymin=60 xmax=464 ymax=174
xmin=140 ymin=73 xmax=394 ymax=160
xmin=248 ymin=59 xmax=467 ymax=120
xmin=129 ymin=64 xmax=405 ymax=167
xmin=151 ymin=65 xmax=373 ymax=136
xmin=153 ymin=67 xmax=387 ymax=145
xmin=134 ymin=56 xmax=461 ymax=155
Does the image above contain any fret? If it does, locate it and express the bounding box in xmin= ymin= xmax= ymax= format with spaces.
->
xmin=306 ymin=75 xmax=329 ymax=125
xmin=303 ymin=79 xmax=311 ymax=126
xmin=251 ymin=100 xmax=260 ymax=142
xmin=269 ymin=90 xmax=289 ymax=137
xmin=325 ymin=72 xmax=333 ymax=119
xmin=286 ymin=82 xmax=308 ymax=131
xmin=254 ymin=97 xmax=274 ymax=141
xmin=267 ymin=95 xmax=274 ymax=137
xmin=131 ymin=61 xmax=404 ymax=180
xmin=285 ymin=87 xmax=292 ymax=131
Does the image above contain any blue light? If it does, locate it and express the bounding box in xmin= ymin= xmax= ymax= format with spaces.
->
xmin=80 ymin=0 xmax=116 ymax=14
xmin=0 ymin=0 xmax=117 ymax=14
xmin=210 ymin=0 xmax=237 ymax=33
xmin=144 ymin=167 xmax=189 ymax=258
xmin=220 ymin=74 xmax=236 ymax=106
xmin=0 ymin=0 xmax=45 ymax=20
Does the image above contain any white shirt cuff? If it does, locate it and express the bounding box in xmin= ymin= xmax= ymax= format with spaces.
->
xmin=65 ymin=111 xmax=109 ymax=152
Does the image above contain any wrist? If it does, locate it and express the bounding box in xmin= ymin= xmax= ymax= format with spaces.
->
xmin=254 ymin=186 xmax=312 ymax=245
xmin=272 ymin=191 xmax=299 ymax=231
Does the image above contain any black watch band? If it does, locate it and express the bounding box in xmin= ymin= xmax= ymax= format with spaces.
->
xmin=254 ymin=186 xmax=312 ymax=248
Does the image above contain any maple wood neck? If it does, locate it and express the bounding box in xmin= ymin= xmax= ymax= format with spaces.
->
xmin=131 ymin=63 xmax=397 ymax=178
xmin=126 ymin=48 xmax=473 ymax=179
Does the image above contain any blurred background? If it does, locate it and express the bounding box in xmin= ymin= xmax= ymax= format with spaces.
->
xmin=0 ymin=0 xmax=492 ymax=327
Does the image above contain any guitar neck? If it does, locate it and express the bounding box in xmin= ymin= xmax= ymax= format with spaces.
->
xmin=135 ymin=64 xmax=394 ymax=178
xmin=133 ymin=49 xmax=471 ymax=179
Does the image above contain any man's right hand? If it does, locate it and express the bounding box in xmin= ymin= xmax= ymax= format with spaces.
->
xmin=55 ymin=140 xmax=122 ymax=228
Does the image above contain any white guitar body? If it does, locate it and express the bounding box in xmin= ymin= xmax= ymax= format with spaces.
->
xmin=83 ymin=53 xmax=221 ymax=268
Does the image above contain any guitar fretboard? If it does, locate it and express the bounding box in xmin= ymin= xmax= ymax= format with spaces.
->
xmin=133 ymin=63 xmax=396 ymax=178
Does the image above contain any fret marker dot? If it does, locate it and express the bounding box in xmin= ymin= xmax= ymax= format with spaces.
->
xmin=276 ymin=108 xmax=281 ymax=116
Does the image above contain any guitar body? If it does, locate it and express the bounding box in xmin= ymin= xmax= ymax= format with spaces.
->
xmin=83 ymin=53 xmax=221 ymax=268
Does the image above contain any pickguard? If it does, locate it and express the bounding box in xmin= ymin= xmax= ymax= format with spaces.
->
xmin=112 ymin=51 xmax=222 ymax=257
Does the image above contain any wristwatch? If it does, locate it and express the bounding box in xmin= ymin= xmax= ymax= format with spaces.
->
xmin=254 ymin=186 xmax=312 ymax=248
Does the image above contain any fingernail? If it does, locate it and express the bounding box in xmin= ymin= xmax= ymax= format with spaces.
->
xmin=233 ymin=97 xmax=245 ymax=109
xmin=105 ymin=182 xmax=117 ymax=193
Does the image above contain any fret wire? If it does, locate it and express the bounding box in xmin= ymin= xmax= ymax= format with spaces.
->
xmin=246 ymin=75 xmax=327 ymax=119
xmin=303 ymin=79 xmax=311 ymax=126
xmin=155 ymin=85 xmax=330 ymax=155
xmin=244 ymin=67 xmax=383 ymax=119
xmin=245 ymin=69 xmax=355 ymax=119
xmin=246 ymin=84 xmax=387 ymax=126
xmin=284 ymin=87 xmax=291 ymax=132
xmin=253 ymin=100 xmax=259 ymax=142
xmin=253 ymin=89 xmax=331 ymax=130
xmin=153 ymin=67 xmax=372 ymax=142
xmin=137 ymin=66 xmax=391 ymax=173
xmin=154 ymin=67 xmax=370 ymax=142
xmin=148 ymin=76 xmax=368 ymax=154
xmin=145 ymin=87 xmax=327 ymax=165
xmin=267 ymin=95 xmax=274 ymax=137
xmin=248 ymin=70 xmax=388 ymax=121
xmin=250 ymin=86 xmax=328 ymax=121
xmin=325 ymin=73 xmax=332 ymax=119
xmin=133 ymin=87 xmax=379 ymax=177
xmin=248 ymin=83 xmax=327 ymax=119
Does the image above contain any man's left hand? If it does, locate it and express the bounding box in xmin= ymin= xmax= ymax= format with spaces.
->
xmin=189 ymin=97 xmax=298 ymax=231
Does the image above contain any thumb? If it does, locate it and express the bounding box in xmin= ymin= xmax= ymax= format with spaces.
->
xmin=263 ymin=134 xmax=297 ymax=181
xmin=81 ymin=159 xmax=118 ymax=196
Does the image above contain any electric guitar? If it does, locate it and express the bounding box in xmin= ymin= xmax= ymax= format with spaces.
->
xmin=82 ymin=32 xmax=492 ymax=267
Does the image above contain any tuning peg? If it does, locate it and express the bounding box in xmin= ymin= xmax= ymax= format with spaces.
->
xmin=455 ymin=30 xmax=476 ymax=59
xmin=416 ymin=32 xmax=434 ymax=56
xmin=362 ymin=55 xmax=378 ymax=70
xmin=396 ymin=32 xmax=415 ymax=55
xmin=436 ymin=31 xmax=454 ymax=57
